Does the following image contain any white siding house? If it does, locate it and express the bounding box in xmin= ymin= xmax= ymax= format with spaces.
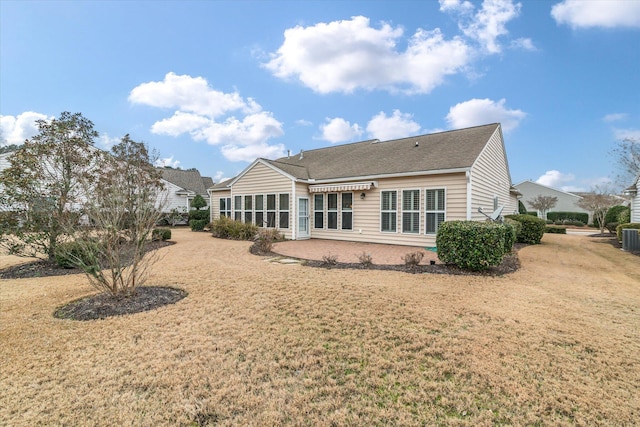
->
xmin=158 ymin=168 xmax=213 ymax=213
xmin=514 ymin=180 xmax=591 ymax=222
xmin=625 ymin=175 xmax=640 ymax=223
xmin=209 ymin=123 xmax=519 ymax=247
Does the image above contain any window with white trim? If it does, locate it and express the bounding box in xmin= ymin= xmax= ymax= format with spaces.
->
xmin=219 ymin=197 xmax=231 ymax=218
xmin=314 ymin=194 xmax=324 ymax=229
xmin=255 ymin=195 xmax=264 ymax=227
xmin=266 ymin=194 xmax=276 ymax=227
xmin=279 ymin=193 xmax=289 ymax=229
xmin=341 ymin=193 xmax=353 ymax=230
xmin=234 ymin=195 xmax=242 ymax=221
xmin=402 ymin=189 xmax=420 ymax=233
xmin=327 ymin=193 xmax=338 ymax=229
xmin=244 ymin=195 xmax=253 ymax=224
xmin=425 ymin=189 xmax=445 ymax=234
xmin=381 ymin=191 xmax=397 ymax=232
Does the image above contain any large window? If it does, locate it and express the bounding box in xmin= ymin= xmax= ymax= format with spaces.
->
xmin=314 ymin=194 xmax=324 ymax=229
xmin=425 ymin=189 xmax=445 ymax=234
xmin=381 ymin=191 xmax=397 ymax=232
xmin=279 ymin=193 xmax=289 ymax=229
xmin=341 ymin=193 xmax=353 ymax=230
xmin=255 ymin=195 xmax=264 ymax=227
xmin=219 ymin=197 xmax=231 ymax=218
xmin=244 ymin=195 xmax=253 ymax=224
xmin=402 ymin=190 xmax=420 ymax=233
xmin=327 ymin=193 xmax=338 ymax=229
xmin=234 ymin=195 xmax=242 ymax=221
xmin=266 ymin=194 xmax=276 ymax=228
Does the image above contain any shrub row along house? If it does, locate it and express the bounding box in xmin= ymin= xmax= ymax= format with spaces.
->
xmin=514 ymin=180 xmax=593 ymax=223
xmin=209 ymin=123 xmax=519 ymax=247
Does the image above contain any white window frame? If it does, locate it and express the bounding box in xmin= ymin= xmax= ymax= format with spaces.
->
xmin=220 ymin=197 xmax=231 ymax=218
xmin=234 ymin=195 xmax=242 ymax=222
xmin=313 ymin=193 xmax=324 ymax=229
xmin=380 ymin=190 xmax=398 ymax=233
xmin=425 ymin=188 xmax=446 ymax=235
xmin=279 ymin=193 xmax=290 ymax=229
xmin=341 ymin=192 xmax=353 ymax=231
xmin=244 ymin=195 xmax=253 ymax=224
xmin=255 ymin=194 xmax=265 ymax=227
xmin=327 ymin=193 xmax=338 ymax=230
xmin=402 ymin=189 xmax=420 ymax=234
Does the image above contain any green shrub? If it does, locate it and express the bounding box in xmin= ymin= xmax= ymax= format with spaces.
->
xmin=618 ymin=207 xmax=631 ymax=224
xmin=503 ymin=221 xmax=517 ymax=253
xmin=616 ymin=223 xmax=640 ymax=242
xmin=152 ymin=228 xmax=171 ymax=241
xmin=189 ymin=219 xmax=208 ymax=231
xmin=504 ymin=214 xmax=546 ymax=244
xmin=545 ymin=225 xmax=567 ymax=234
xmin=518 ymin=200 xmax=527 ymax=214
xmin=547 ymin=211 xmax=589 ymax=224
xmin=54 ymin=240 xmax=101 ymax=269
xmin=191 ymin=194 xmax=207 ymax=210
xmin=605 ymin=206 xmax=628 ymax=226
xmin=189 ymin=208 xmax=209 ymax=222
xmin=436 ymin=221 xmax=511 ymax=271
xmin=525 ymin=211 xmax=538 ymax=217
xmin=211 ymin=216 xmax=258 ymax=240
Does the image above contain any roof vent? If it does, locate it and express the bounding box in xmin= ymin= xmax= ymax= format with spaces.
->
xmin=415 ymin=141 xmax=419 ymax=147
xmin=299 ymin=149 xmax=304 ymax=160
xmin=287 ymin=150 xmax=290 ymax=159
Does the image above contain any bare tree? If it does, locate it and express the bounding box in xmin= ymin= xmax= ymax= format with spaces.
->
xmin=63 ymin=135 xmax=167 ymax=297
xmin=613 ymin=137 xmax=640 ymax=186
xmin=0 ymin=112 xmax=98 ymax=260
xmin=577 ymin=186 xmax=620 ymax=234
xmin=527 ymin=195 xmax=558 ymax=220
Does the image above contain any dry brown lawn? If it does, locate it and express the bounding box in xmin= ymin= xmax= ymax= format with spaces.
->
xmin=1 ymin=229 xmax=639 ymax=426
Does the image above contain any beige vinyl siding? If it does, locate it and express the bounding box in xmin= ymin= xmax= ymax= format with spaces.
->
xmin=470 ymin=128 xmax=517 ymax=219
xmin=310 ymin=173 xmax=467 ymax=246
xmin=210 ymin=190 xmax=231 ymax=221
xmin=233 ymin=162 xmax=296 ymax=239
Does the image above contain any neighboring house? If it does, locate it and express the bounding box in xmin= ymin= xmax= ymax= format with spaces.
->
xmin=624 ymin=175 xmax=640 ymax=223
xmin=159 ymin=167 xmax=213 ymax=213
xmin=514 ymin=180 xmax=592 ymax=222
xmin=209 ymin=123 xmax=519 ymax=247
xmin=0 ymin=152 xmax=12 ymax=212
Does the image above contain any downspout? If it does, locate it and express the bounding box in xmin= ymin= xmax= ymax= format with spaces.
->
xmin=466 ymin=170 xmax=472 ymax=220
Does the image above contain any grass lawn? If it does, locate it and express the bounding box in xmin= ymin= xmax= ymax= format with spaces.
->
xmin=1 ymin=229 xmax=639 ymax=426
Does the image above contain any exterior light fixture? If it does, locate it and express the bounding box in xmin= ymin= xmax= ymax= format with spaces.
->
xmin=360 ymin=192 xmax=366 ymax=199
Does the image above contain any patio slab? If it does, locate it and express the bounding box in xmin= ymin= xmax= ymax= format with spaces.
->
xmin=271 ymin=239 xmax=438 ymax=266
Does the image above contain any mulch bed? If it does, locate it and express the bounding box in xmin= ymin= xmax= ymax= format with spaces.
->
xmin=0 ymin=240 xmax=174 ymax=280
xmin=252 ymin=243 xmax=524 ymax=276
xmin=53 ymin=286 xmax=187 ymax=321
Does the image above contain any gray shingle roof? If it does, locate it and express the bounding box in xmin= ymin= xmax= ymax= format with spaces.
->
xmin=159 ymin=168 xmax=211 ymax=196
xmin=265 ymin=123 xmax=500 ymax=181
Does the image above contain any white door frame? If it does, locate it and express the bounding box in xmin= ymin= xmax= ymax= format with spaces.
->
xmin=297 ymin=197 xmax=310 ymax=239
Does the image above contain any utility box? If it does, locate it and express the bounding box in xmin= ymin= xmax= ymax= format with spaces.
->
xmin=622 ymin=229 xmax=640 ymax=252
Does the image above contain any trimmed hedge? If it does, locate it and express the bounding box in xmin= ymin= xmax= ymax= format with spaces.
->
xmin=504 ymin=214 xmax=546 ymax=244
xmin=545 ymin=225 xmax=567 ymax=234
xmin=152 ymin=228 xmax=171 ymax=241
xmin=436 ymin=221 xmax=514 ymax=271
xmin=547 ymin=211 xmax=589 ymax=224
xmin=189 ymin=208 xmax=210 ymax=221
xmin=616 ymin=223 xmax=640 ymax=242
xmin=189 ymin=219 xmax=208 ymax=231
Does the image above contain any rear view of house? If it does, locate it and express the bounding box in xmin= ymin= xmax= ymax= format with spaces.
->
xmin=209 ymin=123 xmax=519 ymax=246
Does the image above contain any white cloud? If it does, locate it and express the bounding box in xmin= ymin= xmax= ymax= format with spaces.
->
xmin=319 ymin=117 xmax=363 ymax=143
xmin=536 ymin=170 xmax=576 ymax=189
xmin=551 ymin=0 xmax=640 ymax=29
xmin=154 ymin=156 xmax=181 ymax=168
xmin=0 ymin=112 xmax=51 ymax=145
xmin=445 ymin=98 xmax=526 ymax=132
xmin=366 ymin=110 xmax=421 ymax=141
xmin=603 ymin=113 xmax=628 ymax=123
xmin=458 ymin=0 xmax=522 ymax=54
xmin=510 ymin=37 xmax=536 ymax=50
xmin=295 ymin=119 xmax=313 ymax=126
xmin=264 ymin=16 xmax=470 ymax=95
xmin=614 ymin=128 xmax=640 ymax=141
xmin=130 ymin=73 xmax=284 ymax=162
xmin=439 ymin=0 xmax=474 ymax=13
xmin=213 ymin=170 xmax=230 ymax=183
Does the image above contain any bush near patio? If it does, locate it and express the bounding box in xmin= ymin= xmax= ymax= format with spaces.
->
xmin=436 ymin=221 xmax=515 ymax=271
xmin=547 ymin=211 xmax=589 ymax=224
xmin=604 ymin=205 xmax=631 ymax=234
xmin=210 ymin=216 xmax=258 ymax=240
xmin=505 ymin=214 xmax=546 ymax=244
xmin=545 ymin=225 xmax=567 ymax=234
xmin=616 ymin=223 xmax=640 ymax=242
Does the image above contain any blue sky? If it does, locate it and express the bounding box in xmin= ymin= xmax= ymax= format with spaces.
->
xmin=1 ymin=0 xmax=639 ymax=191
